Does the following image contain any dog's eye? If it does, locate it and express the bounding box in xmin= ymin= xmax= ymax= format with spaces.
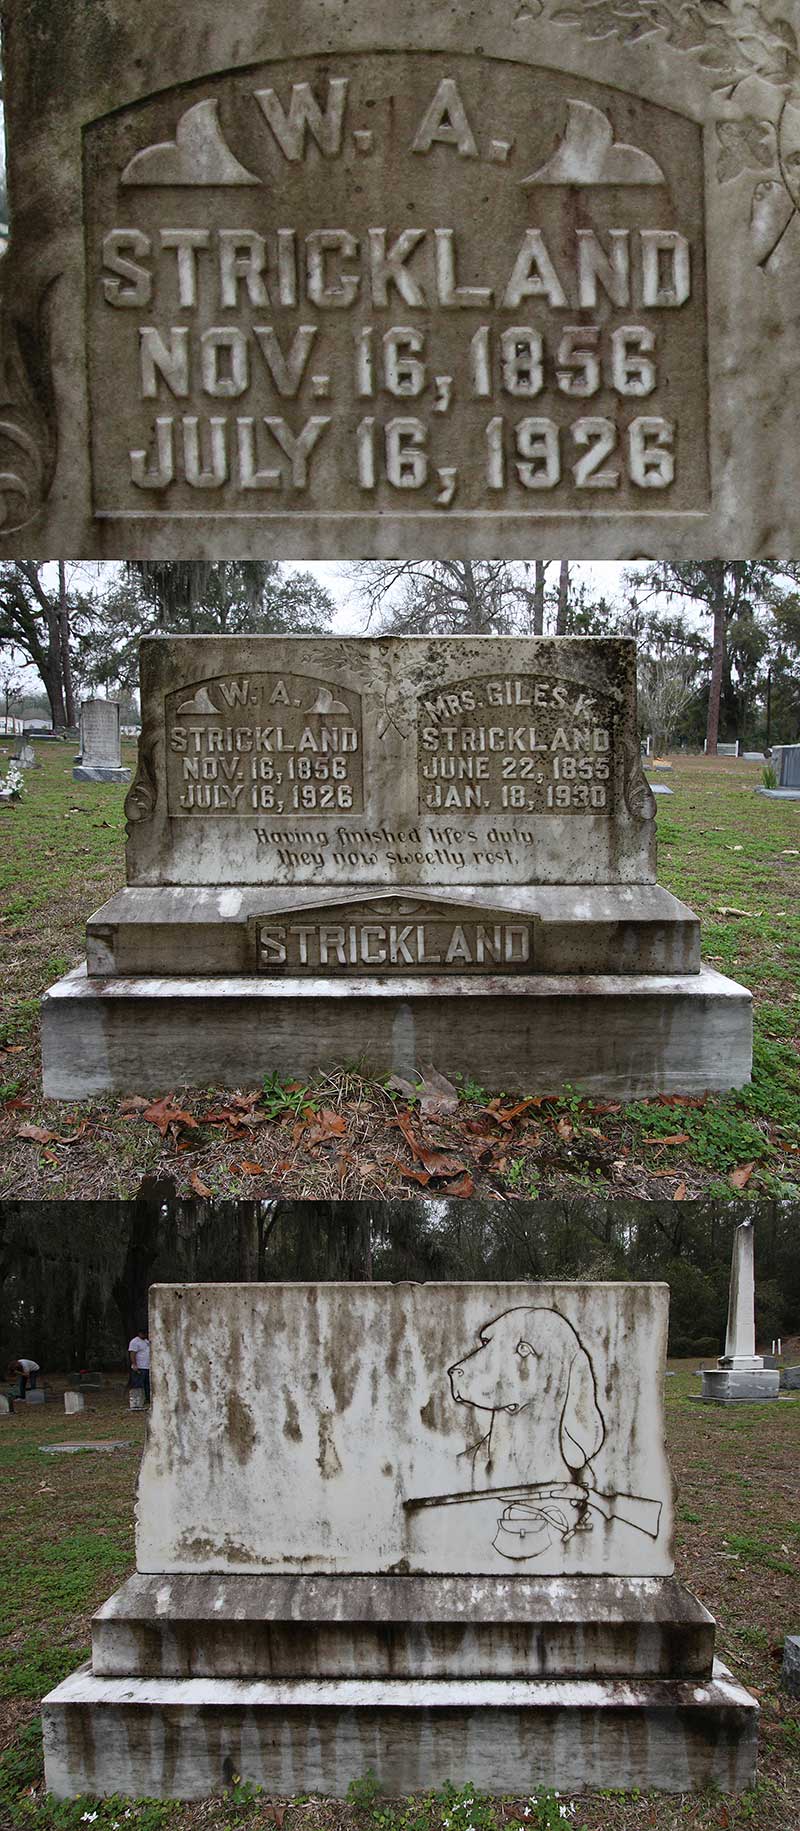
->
xmin=517 ymin=1340 xmax=534 ymax=1359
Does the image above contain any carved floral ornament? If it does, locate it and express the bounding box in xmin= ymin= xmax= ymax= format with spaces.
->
xmin=544 ymin=0 xmax=800 ymax=266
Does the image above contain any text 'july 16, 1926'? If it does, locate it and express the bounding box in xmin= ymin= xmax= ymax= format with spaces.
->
xmin=85 ymin=52 xmax=708 ymax=523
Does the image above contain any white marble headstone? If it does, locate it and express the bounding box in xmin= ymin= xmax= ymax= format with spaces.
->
xmin=137 ymin=1281 xmax=674 ymax=1578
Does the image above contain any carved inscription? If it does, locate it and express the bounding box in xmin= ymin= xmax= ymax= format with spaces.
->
xmin=165 ymin=672 xmax=363 ymax=817
xmin=85 ymin=54 xmax=708 ymax=521
xmin=254 ymin=899 xmax=536 ymax=973
xmin=418 ymin=674 xmax=613 ymax=815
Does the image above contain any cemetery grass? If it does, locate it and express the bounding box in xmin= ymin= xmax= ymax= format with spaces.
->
xmin=0 ymin=747 xmax=799 ymax=1203
xmin=0 ymin=1371 xmax=798 ymax=1831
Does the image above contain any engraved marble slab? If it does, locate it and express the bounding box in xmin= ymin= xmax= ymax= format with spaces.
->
xmin=3 ymin=1 xmax=800 ymax=556
xmin=136 ymin=1281 xmax=675 ymax=1576
xmin=125 ymin=635 xmax=656 ymax=888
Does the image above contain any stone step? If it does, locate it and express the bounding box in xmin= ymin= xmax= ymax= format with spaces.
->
xmin=85 ymin=884 xmax=701 ymax=979
xmin=90 ymin=1574 xmax=716 ymax=1681
xmin=42 ymin=1660 xmax=758 ymax=1799
xmin=41 ymin=962 xmax=751 ymax=1100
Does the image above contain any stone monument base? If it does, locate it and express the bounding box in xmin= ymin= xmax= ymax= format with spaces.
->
xmin=72 ymin=764 xmax=131 ymax=784
xmin=42 ymin=1575 xmax=758 ymax=1798
xmin=40 ymin=962 xmax=752 ymax=1099
xmin=699 ymin=1362 xmax=781 ymax=1403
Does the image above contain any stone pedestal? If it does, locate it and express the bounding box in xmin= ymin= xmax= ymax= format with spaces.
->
xmin=42 ymin=960 xmax=752 ymax=1100
xmin=699 ymin=1366 xmax=780 ymax=1404
xmin=42 ymin=1280 xmax=758 ymax=1799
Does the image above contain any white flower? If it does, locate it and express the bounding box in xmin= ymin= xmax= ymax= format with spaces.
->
xmin=80 ymin=1815 xmax=98 ymax=1825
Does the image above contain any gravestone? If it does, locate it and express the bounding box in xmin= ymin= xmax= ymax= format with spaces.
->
xmin=4 ymin=2 xmax=800 ymax=559
xmin=64 ymin=1391 xmax=86 ymax=1415
xmin=12 ymin=740 xmax=37 ymax=768
xmin=700 ymin=1220 xmax=780 ymax=1404
xmin=41 ymin=635 xmax=752 ymax=1098
xmin=778 ymin=745 xmax=800 ymax=789
xmin=23 ymin=1389 xmax=46 ymax=1405
xmin=73 ymin=700 xmax=131 ymax=784
xmin=42 ymin=1279 xmax=758 ymax=1798
xmin=782 ymin=1638 xmax=800 ymax=1699
xmin=0 ymin=1394 xmax=11 ymax=1417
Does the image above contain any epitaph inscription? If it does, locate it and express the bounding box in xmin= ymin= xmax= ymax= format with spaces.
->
xmin=418 ymin=675 xmax=613 ymax=815
xmin=165 ymin=671 xmax=364 ymax=817
xmin=85 ymin=53 xmax=708 ymax=525
xmin=128 ymin=636 xmax=655 ymax=888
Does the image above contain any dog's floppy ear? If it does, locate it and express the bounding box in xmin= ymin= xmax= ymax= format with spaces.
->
xmin=560 ymin=1347 xmax=605 ymax=1471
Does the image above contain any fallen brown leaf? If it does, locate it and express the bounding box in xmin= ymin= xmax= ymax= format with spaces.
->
xmin=305 ymin=1108 xmax=347 ymax=1146
xmin=441 ymin=1172 xmax=475 ymax=1197
xmin=556 ymin=1115 xmax=574 ymax=1143
xmin=142 ymin=1095 xmax=199 ymax=1137
xmin=188 ymin=1171 xmax=212 ymax=1197
xmin=119 ymin=1095 xmax=151 ymax=1113
xmin=484 ymin=1098 xmax=536 ymax=1128
xmin=729 ymin=1162 xmax=755 ymax=1190
xmin=231 ymin=1160 xmax=266 ymax=1176
xmin=16 ymin=1121 xmax=86 ymax=1146
xmin=643 ymin=1133 xmax=690 ymax=1147
xmin=392 ymin=1162 xmax=432 ymax=1186
xmin=417 ymin=1068 xmax=459 ymax=1119
xmin=674 ymin=1181 xmax=687 ymax=1200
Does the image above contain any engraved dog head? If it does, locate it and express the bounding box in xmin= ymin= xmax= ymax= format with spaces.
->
xmin=448 ymin=1306 xmax=605 ymax=1483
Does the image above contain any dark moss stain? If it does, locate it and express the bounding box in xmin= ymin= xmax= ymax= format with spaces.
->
xmin=282 ymin=1385 xmax=302 ymax=1443
xmin=317 ymin=1410 xmax=342 ymax=1480
xmin=226 ymin=1390 xmax=257 ymax=1465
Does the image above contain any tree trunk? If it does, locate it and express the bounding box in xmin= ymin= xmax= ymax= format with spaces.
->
xmin=705 ymin=563 xmax=726 ymax=756
xmin=556 ymin=560 xmax=569 ymax=636
xmin=533 ymin=561 xmax=546 ymax=636
xmin=42 ymin=647 xmax=68 ymax=732
xmin=58 ymin=562 xmax=77 ymax=728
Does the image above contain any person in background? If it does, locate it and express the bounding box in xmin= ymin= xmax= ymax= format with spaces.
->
xmin=8 ymin=1357 xmax=40 ymax=1399
xmin=128 ymin=1328 xmax=151 ymax=1405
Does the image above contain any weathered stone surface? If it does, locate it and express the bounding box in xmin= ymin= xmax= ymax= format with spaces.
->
xmin=64 ymin=1391 xmax=86 ymax=1414
xmin=0 ymin=1394 xmax=11 ymax=1416
xmin=85 ymin=884 xmax=701 ymax=978
xmin=41 ymin=1661 xmax=759 ymax=1798
xmin=41 ymin=633 xmax=753 ymax=1097
xmin=135 ymin=1281 xmax=675 ymax=1577
xmin=40 ymin=961 xmax=753 ymax=1099
xmin=91 ymin=1572 xmax=716 ymax=1680
xmin=781 ymin=1366 xmax=800 ymax=1392
xmin=5 ymin=2 xmax=800 ymax=558
xmin=23 ymin=1389 xmax=46 ymax=1405
xmin=782 ymin=1637 xmax=800 ymax=1699
xmin=73 ymin=699 xmax=131 ymax=785
xmin=778 ymin=745 xmax=800 ymax=789
xmin=125 ymin=636 xmax=654 ymax=890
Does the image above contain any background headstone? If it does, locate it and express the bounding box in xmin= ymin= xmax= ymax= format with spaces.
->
xmin=64 ymin=1391 xmax=86 ymax=1414
xmin=73 ymin=700 xmax=131 ymax=784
